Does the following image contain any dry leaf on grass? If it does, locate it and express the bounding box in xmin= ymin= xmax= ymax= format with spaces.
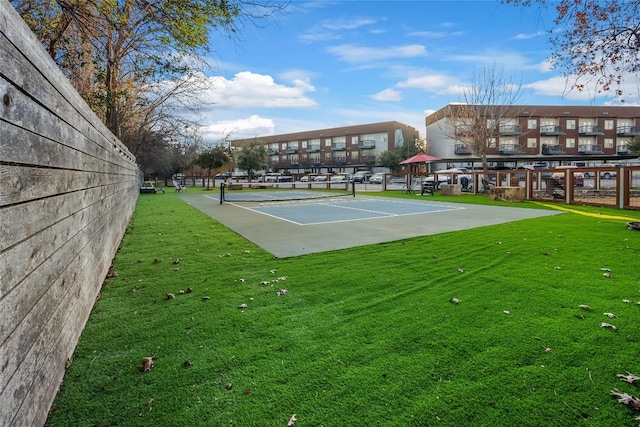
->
xmin=225 ymin=382 xmax=233 ymax=390
xmin=140 ymin=357 xmax=154 ymax=372
xmin=611 ymin=389 xmax=640 ymax=410
xmin=617 ymin=372 xmax=640 ymax=385
xmin=603 ymin=312 xmax=617 ymax=318
xmin=238 ymin=303 xmax=248 ymax=309
xmin=601 ymin=322 xmax=617 ymax=330
xmin=288 ymin=414 xmax=297 ymax=426
xmin=166 ymin=293 xmax=175 ymax=300
xmin=579 ymin=304 xmax=591 ymax=311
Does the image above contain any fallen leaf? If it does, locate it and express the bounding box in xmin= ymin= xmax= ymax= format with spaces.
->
xmin=457 ymin=268 xmax=464 ymax=273
xmin=186 ymin=287 xmax=193 ymax=293
xmin=65 ymin=358 xmax=73 ymax=369
xmin=603 ymin=312 xmax=617 ymax=318
xmin=225 ymin=382 xmax=233 ymax=390
xmin=141 ymin=357 xmax=154 ymax=372
xmin=166 ymin=293 xmax=175 ymax=300
xmin=288 ymin=414 xmax=298 ymax=426
xmin=276 ymin=288 xmax=289 ymax=296
xmin=617 ymin=372 xmax=640 ymax=385
xmin=579 ymin=304 xmax=591 ymax=311
xmin=544 ymin=347 xmax=552 ymax=353
xmin=243 ymin=388 xmax=251 ymax=394
xmin=184 ymin=359 xmax=193 ymax=368
xmin=623 ymin=299 xmax=631 ymax=303
xmin=554 ymin=266 xmax=563 ymax=270
xmin=450 ymin=298 xmax=460 ymax=304
xmin=601 ymin=322 xmax=617 ymax=330
xmin=238 ymin=303 xmax=248 ymax=309
xmin=611 ymin=389 xmax=640 ymax=410
xmin=173 ymin=258 xmax=182 ymax=264
xmin=603 ymin=272 xmax=612 ymax=278
xmin=503 ymin=310 xmax=510 ymax=315
xmin=202 ymin=296 xmax=209 ymax=301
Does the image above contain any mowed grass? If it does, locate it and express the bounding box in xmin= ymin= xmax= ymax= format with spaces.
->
xmin=46 ymin=192 xmax=640 ymax=427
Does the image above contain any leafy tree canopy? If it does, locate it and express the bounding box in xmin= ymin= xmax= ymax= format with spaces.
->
xmin=236 ymin=141 xmax=267 ymax=176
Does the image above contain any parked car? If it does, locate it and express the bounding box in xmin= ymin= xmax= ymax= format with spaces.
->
xmin=552 ymin=167 xmax=584 ymax=187
xmin=369 ymin=173 xmax=385 ymax=184
xmin=299 ymin=175 xmax=311 ymax=182
xmin=313 ymin=175 xmax=328 ymax=182
xmin=351 ymin=171 xmax=372 ymax=183
xmin=330 ymin=175 xmax=350 ymax=184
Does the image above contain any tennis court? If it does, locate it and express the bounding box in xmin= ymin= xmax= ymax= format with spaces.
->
xmin=179 ymin=193 xmax=562 ymax=257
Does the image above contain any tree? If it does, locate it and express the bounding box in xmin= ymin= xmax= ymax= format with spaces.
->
xmin=437 ymin=65 xmax=524 ymax=176
xmin=506 ymin=0 xmax=640 ymax=95
xmin=377 ymin=150 xmax=403 ymax=173
xmin=236 ymin=141 xmax=267 ymax=177
xmin=12 ymin=0 xmax=288 ymax=144
xmin=195 ymin=146 xmax=229 ymax=190
xmin=628 ymin=137 xmax=640 ymax=154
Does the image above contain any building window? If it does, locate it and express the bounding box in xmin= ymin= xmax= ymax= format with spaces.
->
xmin=489 ymin=137 xmax=496 ymax=148
xmin=604 ymin=120 xmax=614 ymax=130
xmin=528 ymin=119 xmax=537 ymax=130
xmin=301 ymin=140 xmax=307 ymax=148
xmin=604 ymin=138 xmax=614 ymax=148
xmin=351 ymin=151 xmax=359 ymax=159
xmin=351 ymin=136 xmax=358 ymax=145
xmin=566 ymin=120 xmax=576 ymax=130
xmin=527 ymin=138 xmax=537 ymax=148
xmin=566 ymin=138 xmax=575 ymax=148
xmin=324 ymin=138 xmax=332 ymax=147
xmin=281 ymin=142 xmax=287 ymax=150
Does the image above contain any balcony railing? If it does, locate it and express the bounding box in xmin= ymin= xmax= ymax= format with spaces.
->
xmin=286 ymin=147 xmax=298 ymax=154
xmin=267 ymin=148 xmax=279 ymax=155
xmin=309 ymin=158 xmax=321 ymax=166
xmin=307 ymin=145 xmax=321 ymax=152
xmin=358 ymin=140 xmax=376 ymax=149
xmin=578 ymin=125 xmax=604 ymax=135
xmin=280 ymin=160 xmax=299 ymax=168
xmin=540 ymin=125 xmax=565 ymax=135
xmin=362 ymin=155 xmax=376 ymax=165
xmin=331 ymin=143 xmax=346 ymax=151
xmin=578 ymin=144 xmax=604 ymax=154
xmin=499 ymin=125 xmax=522 ymax=135
xmin=333 ymin=157 xmax=347 ymax=165
xmin=617 ymin=126 xmax=640 ymax=136
xmin=454 ymin=144 xmax=471 ymax=154
xmin=617 ymin=145 xmax=630 ymax=154
xmin=498 ymin=144 xmax=523 ymax=155
xmin=542 ymin=144 xmax=565 ymax=155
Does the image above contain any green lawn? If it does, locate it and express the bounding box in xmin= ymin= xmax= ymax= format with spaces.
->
xmin=46 ymin=192 xmax=640 ymax=426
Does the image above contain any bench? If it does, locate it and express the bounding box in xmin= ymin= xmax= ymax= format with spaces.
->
xmin=227 ymin=184 xmax=243 ymax=190
xmin=420 ymin=182 xmax=435 ymax=196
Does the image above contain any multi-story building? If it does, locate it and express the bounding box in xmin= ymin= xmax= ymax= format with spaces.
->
xmin=231 ymin=121 xmax=419 ymax=175
xmin=425 ymin=104 xmax=640 ymax=169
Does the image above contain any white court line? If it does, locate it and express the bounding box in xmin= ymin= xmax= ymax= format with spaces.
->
xmin=204 ymin=194 xmax=465 ymax=226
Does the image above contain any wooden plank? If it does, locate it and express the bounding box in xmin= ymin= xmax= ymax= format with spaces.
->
xmin=1 ymin=220 xmax=119 ymax=427
xmin=0 ymin=182 xmax=133 ymax=253
xmin=0 ymin=4 xmax=132 ymax=161
xmin=0 ymin=184 xmax=134 ymax=298
xmin=0 ymin=76 xmax=136 ymax=168
xmin=0 ymin=164 xmax=137 ymax=207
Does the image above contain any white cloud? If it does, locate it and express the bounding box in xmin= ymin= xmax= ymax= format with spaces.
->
xmin=201 ymin=71 xmax=317 ymax=109
xmin=299 ymin=17 xmax=377 ymax=42
xmin=200 ymin=115 xmax=275 ymax=141
xmin=397 ymin=74 xmax=461 ymax=95
xmin=326 ymin=43 xmax=427 ymax=63
xmin=514 ymin=30 xmax=547 ymax=40
xmin=371 ymin=88 xmax=402 ymax=102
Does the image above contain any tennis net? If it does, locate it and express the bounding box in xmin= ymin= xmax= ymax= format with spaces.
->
xmin=220 ymin=181 xmax=355 ymax=203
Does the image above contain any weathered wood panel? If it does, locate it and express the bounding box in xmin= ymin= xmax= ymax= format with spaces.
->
xmin=0 ymin=1 xmax=139 ymax=426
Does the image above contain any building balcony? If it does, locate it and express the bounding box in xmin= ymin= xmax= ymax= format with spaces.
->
xmin=309 ymin=158 xmax=321 ymax=166
xmin=498 ymin=144 xmax=523 ymax=155
xmin=286 ymin=147 xmax=298 ymax=154
xmin=540 ymin=125 xmax=565 ymax=136
xmin=455 ymin=125 xmax=473 ymax=136
xmin=331 ymin=143 xmax=346 ymax=151
xmin=542 ymin=144 xmax=565 ymax=155
xmin=280 ymin=160 xmax=300 ymax=168
xmin=617 ymin=146 xmax=630 ymax=155
xmin=333 ymin=157 xmax=347 ymax=165
xmin=267 ymin=148 xmax=279 ymax=155
xmin=499 ymin=125 xmax=522 ymax=136
xmin=617 ymin=126 xmax=640 ymax=136
xmin=362 ymin=155 xmax=376 ymax=165
xmin=358 ymin=140 xmax=376 ymax=149
xmin=578 ymin=125 xmax=604 ymax=136
xmin=307 ymin=145 xmax=321 ymax=153
xmin=578 ymin=144 xmax=604 ymax=154
xmin=454 ymin=144 xmax=471 ymax=154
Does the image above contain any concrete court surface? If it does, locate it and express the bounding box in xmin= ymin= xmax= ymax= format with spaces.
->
xmin=178 ymin=193 xmax=562 ymax=258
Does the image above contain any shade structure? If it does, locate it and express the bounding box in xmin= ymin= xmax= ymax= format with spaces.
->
xmin=400 ymin=153 xmax=441 ymax=164
xmin=400 ymin=153 xmax=441 ymax=193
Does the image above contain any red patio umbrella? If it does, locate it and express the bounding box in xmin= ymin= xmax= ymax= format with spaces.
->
xmin=400 ymin=153 xmax=441 ymax=192
xmin=400 ymin=153 xmax=441 ymax=164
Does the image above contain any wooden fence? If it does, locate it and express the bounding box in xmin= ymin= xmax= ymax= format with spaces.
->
xmin=0 ymin=2 xmax=139 ymax=426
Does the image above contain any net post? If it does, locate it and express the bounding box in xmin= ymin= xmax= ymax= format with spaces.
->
xmin=220 ymin=183 xmax=224 ymax=204
xmin=351 ymin=180 xmax=355 ymax=197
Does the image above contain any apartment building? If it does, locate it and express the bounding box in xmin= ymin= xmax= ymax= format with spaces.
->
xmin=231 ymin=121 xmax=419 ymax=174
xmin=425 ymin=104 xmax=640 ymax=168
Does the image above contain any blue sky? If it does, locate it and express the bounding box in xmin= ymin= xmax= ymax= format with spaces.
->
xmin=194 ymin=0 xmax=635 ymax=142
